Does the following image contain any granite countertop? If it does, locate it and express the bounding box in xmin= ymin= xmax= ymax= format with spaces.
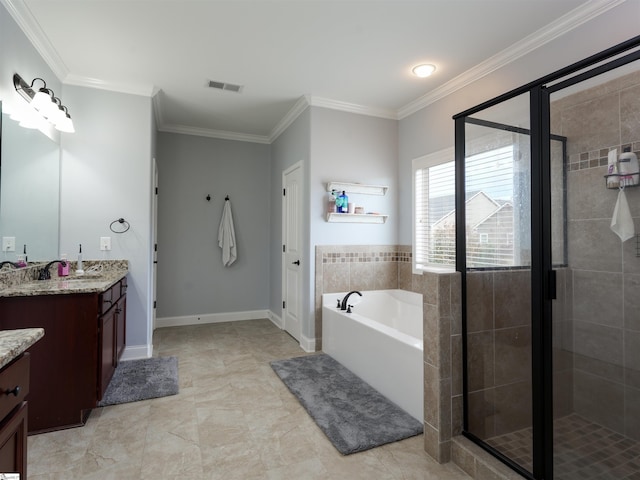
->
xmin=0 ymin=328 xmax=44 ymax=369
xmin=0 ymin=260 xmax=128 ymax=298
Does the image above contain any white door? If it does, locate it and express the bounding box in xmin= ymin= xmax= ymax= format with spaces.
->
xmin=282 ymin=162 xmax=303 ymax=342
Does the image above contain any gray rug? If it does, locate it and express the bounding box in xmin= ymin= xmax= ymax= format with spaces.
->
xmin=98 ymin=357 xmax=179 ymax=407
xmin=270 ymin=354 xmax=423 ymax=455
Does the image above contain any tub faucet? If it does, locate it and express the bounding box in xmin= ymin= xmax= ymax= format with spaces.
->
xmin=38 ymin=260 xmax=67 ymax=280
xmin=0 ymin=261 xmax=21 ymax=269
xmin=341 ymin=290 xmax=362 ymax=311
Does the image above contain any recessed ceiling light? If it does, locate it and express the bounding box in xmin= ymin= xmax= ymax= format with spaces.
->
xmin=412 ymin=64 xmax=436 ymax=78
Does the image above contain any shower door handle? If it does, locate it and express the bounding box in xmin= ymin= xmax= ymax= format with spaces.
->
xmin=548 ymin=270 xmax=557 ymax=300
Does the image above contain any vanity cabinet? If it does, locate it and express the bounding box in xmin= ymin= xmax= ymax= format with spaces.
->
xmin=98 ymin=277 xmax=127 ymax=399
xmin=0 ymin=276 xmax=127 ymax=434
xmin=0 ymin=353 xmax=29 ymax=478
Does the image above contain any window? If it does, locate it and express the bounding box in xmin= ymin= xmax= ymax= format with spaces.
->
xmin=413 ymin=144 xmax=520 ymax=272
xmin=413 ymin=148 xmax=456 ymax=272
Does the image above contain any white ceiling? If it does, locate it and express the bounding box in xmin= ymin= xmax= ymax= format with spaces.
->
xmin=7 ymin=0 xmax=612 ymax=143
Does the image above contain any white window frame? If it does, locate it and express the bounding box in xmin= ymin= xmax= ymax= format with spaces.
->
xmin=412 ymin=147 xmax=456 ymax=274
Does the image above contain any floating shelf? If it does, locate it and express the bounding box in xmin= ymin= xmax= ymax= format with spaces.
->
xmin=326 ymin=213 xmax=388 ymax=224
xmin=326 ymin=182 xmax=388 ymax=196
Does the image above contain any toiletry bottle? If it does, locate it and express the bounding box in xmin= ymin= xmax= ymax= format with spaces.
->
xmin=338 ymin=191 xmax=349 ymax=213
xmin=58 ymin=254 xmax=69 ymax=277
xmin=23 ymin=244 xmax=28 ymax=264
xmin=619 ymin=146 xmax=639 ymax=186
xmin=15 ymin=255 xmax=27 ymax=268
xmin=76 ymin=244 xmax=84 ymax=275
xmin=329 ymin=189 xmax=338 ymax=214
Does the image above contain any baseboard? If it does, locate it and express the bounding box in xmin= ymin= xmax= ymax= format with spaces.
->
xmin=121 ymin=344 xmax=152 ymax=361
xmin=156 ymin=309 xmax=271 ymax=328
xmin=300 ymin=333 xmax=316 ymax=352
xmin=267 ymin=310 xmax=284 ymax=329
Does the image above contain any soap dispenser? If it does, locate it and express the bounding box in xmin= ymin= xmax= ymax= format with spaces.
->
xmin=58 ymin=254 xmax=69 ymax=277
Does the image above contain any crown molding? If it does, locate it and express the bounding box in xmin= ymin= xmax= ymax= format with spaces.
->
xmin=307 ymin=96 xmax=398 ymax=120
xmin=159 ymin=123 xmax=271 ymax=144
xmin=398 ymin=0 xmax=628 ymax=119
xmin=1 ymin=0 xmax=69 ymax=81
xmin=268 ymin=96 xmax=310 ymax=143
xmin=64 ymin=74 xmax=157 ymax=97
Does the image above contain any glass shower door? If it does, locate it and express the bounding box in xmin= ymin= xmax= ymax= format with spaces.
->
xmin=462 ymin=92 xmax=535 ymax=477
xmin=549 ymin=61 xmax=640 ymax=480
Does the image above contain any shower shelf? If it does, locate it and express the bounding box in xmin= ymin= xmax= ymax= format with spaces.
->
xmin=604 ymin=172 xmax=639 ymax=189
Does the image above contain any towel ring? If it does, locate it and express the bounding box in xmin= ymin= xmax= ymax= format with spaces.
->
xmin=110 ymin=218 xmax=131 ymax=234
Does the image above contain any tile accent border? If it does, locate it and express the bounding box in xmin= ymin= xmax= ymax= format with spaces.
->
xmin=568 ymin=140 xmax=640 ymax=172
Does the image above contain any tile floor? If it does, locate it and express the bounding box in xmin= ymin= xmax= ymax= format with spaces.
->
xmin=487 ymin=413 xmax=640 ymax=479
xmin=27 ymin=319 xmax=470 ymax=479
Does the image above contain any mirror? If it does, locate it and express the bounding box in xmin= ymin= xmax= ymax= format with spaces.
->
xmin=0 ymin=101 xmax=60 ymax=261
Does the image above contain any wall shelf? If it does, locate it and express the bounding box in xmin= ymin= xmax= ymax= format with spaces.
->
xmin=326 ymin=182 xmax=388 ymax=196
xmin=326 ymin=213 xmax=388 ymax=224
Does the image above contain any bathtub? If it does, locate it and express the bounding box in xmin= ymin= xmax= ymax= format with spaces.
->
xmin=322 ymin=289 xmax=424 ymax=423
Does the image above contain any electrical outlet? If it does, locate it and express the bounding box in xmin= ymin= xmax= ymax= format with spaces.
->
xmin=100 ymin=237 xmax=111 ymax=251
xmin=2 ymin=237 xmax=15 ymax=252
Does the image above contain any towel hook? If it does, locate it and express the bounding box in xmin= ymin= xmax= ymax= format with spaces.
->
xmin=225 ymin=195 xmax=229 ymax=201
xmin=206 ymin=194 xmax=212 ymax=202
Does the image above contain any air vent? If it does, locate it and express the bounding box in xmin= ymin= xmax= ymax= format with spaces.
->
xmin=207 ymin=80 xmax=243 ymax=93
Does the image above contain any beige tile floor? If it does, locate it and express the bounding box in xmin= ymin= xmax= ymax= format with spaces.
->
xmin=28 ymin=319 xmax=470 ymax=479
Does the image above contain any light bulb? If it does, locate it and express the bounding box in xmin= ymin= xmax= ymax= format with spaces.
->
xmin=412 ymin=64 xmax=436 ymax=78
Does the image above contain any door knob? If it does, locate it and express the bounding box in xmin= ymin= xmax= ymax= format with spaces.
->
xmin=292 ymin=260 xmax=300 ymax=265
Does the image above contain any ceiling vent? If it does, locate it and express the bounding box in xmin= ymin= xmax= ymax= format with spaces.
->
xmin=207 ymin=80 xmax=243 ymax=93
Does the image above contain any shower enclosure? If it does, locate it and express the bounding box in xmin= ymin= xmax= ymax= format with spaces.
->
xmin=455 ymin=36 xmax=640 ymax=479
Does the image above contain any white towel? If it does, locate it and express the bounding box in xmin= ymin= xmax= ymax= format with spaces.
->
xmin=610 ymin=189 xmax=635 ymax=242
xmin=218 ymin=200 xmax=237 ymax=266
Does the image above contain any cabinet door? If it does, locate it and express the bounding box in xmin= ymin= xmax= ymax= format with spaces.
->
xmin=115 ymin=295 xmax=126 ymax=364
xmin=99 ymin=308 xmax=116 ymax=399
xmin=0 ymin=402 xmax=27 ymax=478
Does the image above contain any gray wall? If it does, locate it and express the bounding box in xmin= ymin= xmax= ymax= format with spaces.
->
xmin=59 ymin=85 xmax=154 ymax=350
xmin=156 ymin=132 xmax=271 ymax=318
xmin=269 ymin=108 xmax=311 ymax=322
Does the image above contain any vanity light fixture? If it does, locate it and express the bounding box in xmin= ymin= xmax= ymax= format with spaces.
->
xmin=412 ymin=64 xmax=436 ymax=78
xmin=12 ymin=73 xmax=75 ymax=133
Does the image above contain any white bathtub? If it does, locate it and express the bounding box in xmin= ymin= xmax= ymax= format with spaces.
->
xmin=322 ymin=289 xmax=424 ymax=423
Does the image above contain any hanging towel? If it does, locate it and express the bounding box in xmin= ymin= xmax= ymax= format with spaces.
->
xmin=610 ymin=188 xmax=635 ymax=242
xmin=218 ymin=200 xmax=237 ymax=266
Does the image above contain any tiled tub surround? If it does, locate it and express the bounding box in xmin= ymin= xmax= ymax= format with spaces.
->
xmin=314 ymin=245 xmax=461 ymax=463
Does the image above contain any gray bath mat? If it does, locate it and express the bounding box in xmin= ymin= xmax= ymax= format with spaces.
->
xmin=98 ymin=357 xmax=179 ymax=407
xmin=270 ymin=354 xmax=423 ymax=455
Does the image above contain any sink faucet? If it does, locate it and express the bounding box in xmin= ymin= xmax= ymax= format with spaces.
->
xmin=38 ymin=260 xmax=67 ymax=280
xmin=0 ymin=261 xmax=21 ymax=269
xmin=340 ymin=290 xmax=362 ymax=311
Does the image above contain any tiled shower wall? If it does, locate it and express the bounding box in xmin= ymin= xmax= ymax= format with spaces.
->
xmin=314 ymin=245 xmax=461 ymax=463
xmin=465 ymin=270 xmax=533 ymax=442
xmin=551 ymin=70 xmax=640 ymax=439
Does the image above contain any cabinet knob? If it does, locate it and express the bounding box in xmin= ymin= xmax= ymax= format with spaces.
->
xmin=4 ymin=385 xmax=20 ymax=397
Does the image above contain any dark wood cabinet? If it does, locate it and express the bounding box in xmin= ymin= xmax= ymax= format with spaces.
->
xmin=0 ymin=277 xmax=127 ymax=434
xmin=0 ymin=353 xmax=30 ymax=478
